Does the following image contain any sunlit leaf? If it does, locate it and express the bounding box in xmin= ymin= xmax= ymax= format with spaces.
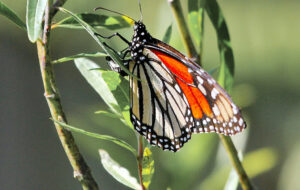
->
xmin=102 ymin=71 xmax=132 ymax=128
xmin=74 ymin=58 xmax=132 ymax=129
xmin=99 ymin=149 xmax=142 ymax=190
xmin=204 ymin=0 xmax=234 ymax=91
xmin=52 ymin=52 xmax=107 ymax=64
xmin=142 ymin=148 xmax=154 ymax=189
xmin=162 ymin=24 xmax=172 ymax=44
xmin=75 ymin=58 xmax=121 ymax=113
xmin=102 ymin=71 xmax=122 ymax=91
xmin=26 ymin=0 xmax=48 ymax=42
xmin=52 ymin=13 xmax=133 ymax=30
xmin=0 ymin=1 xmax=26 ymax=30
xmin=53 ymin=119 xmax=137 ymax=155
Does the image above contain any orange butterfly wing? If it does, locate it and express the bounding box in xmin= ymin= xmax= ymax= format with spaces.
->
xmin=148 ymin=41 xmax=246 ymax=136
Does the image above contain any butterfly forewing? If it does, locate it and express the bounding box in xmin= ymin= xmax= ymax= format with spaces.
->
xmin=129 ymin=49 xmax=193 ymax=151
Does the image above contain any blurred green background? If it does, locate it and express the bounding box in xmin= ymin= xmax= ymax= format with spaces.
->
xmin=1 ymin=0 xmax=300 ymax=189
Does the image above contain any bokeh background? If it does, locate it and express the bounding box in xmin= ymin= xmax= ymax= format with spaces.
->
xmin=1 ymin=0 xmax=300 ymax=189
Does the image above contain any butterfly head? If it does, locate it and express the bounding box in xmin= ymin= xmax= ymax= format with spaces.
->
xmin=131 ymin=21 xmax=153 ymax=60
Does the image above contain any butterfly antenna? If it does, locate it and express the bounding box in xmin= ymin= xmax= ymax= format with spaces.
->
xmin=94 ymin=7 xmax=135 ymax=22
xmin=138 ymin=0 xmax=143 ymax=22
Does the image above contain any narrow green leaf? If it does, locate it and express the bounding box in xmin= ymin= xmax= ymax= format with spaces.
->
xmin=58 ymin=7 xmax=135 ymax=78
xmin=188 ymin=0 xmax=204 ymax=55
xmin=99 ymin=149 xmax=142 ymax=190
xmin=52 ymin=119 xmax=137 ymax=155
xmin=52 ymin=13 xmax=133 ymax=30
xmin=204 ymin=0 xmax=234 ymax=90
xmin=94 ymin=110 xmax=122 ymax=119
xmin=162 ymin=24 xmax=172 ymax=44
xmin=100 ymin=70 xmax=132 ymax=128
xmin=142 ymin=147 xmax=154 ymax=190
xmin=74 ymin=58 xmax=132 ymax=129
xmin=0 ymin=1 xmax=26 ymax=30
xmin=102 ymin=71 xmax=122 ymax=91
xmin=52 ymin=52 xmax=107 ymax=64
xmin=26 ymin=0 xmax=48 ymax=42
xmin=75 ymin=58 xmax=121 ymax=114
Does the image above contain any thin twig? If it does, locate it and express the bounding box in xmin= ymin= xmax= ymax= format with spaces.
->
xmin=167 ymin=1 xmax=253 ymax=189
xmin=137 ymin=135 xmax=146 ymax=190
xmin=168 ymin=0 xmax=200 ymax=64
xmin=36 ymin=1 xmax=98 ymax=189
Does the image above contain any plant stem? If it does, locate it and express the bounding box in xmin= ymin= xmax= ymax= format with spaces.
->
xmin=36 ymin=1 xmax=98 ymax=189
xmin=167 ymin=1 xmax=253 ymax=189
xmin=137 ymin=135 xmax=146 ymax=190
xmin=219 ymin=135 xmax=254 ymax=190
xmin=50 ymin=0 xmax=68 ymax=17
xmin=168 ymin=0 xmax=200 ymax=64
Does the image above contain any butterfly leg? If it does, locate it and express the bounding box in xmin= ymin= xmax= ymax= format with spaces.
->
xmin=94 ymin=32 xmax=130 ymax=45
xmin=120 ymin=46 xmax=129 ymax=54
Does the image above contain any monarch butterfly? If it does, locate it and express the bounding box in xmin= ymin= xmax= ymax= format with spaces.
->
xmin=97 ymin=5 xmax=246 ymax=152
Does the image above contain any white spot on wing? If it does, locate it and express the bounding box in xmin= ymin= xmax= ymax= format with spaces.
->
xmin=239 ymin=118 xmax=244 ymax=126
xmin=211 ymin=88 xmax=219 ymax=99
xmin=187 ymin=109 xmax=191 ymax=115
xmin=232 ymin=104 xmax=239 ymax=114
xmin=212 ymin=105 xmax=220 ymax=116
xmin=198 ymin=84 xmax=207 ymax=96
xmin=183 ymin=95 xmax=189 ymax=105
xmin=175 ymin=84 xmax=181 ymax=93
xmin=233 ymin=116 xmax=238 ymax=123
xmin=197 ymin=76 xmax=204 ymax=84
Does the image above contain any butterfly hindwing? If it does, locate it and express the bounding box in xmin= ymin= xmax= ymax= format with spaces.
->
xmin=146 ymin=41 xmax=246 ymax=136
xmin=189 ymin=66 xmax=246 ymax=135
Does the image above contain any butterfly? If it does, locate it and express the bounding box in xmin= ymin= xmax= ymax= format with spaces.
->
xmin=98 ymin=8 xmax=246 ymax=152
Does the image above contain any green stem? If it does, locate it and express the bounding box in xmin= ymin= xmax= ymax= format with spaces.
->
xmin=137 ymin=135 xmax=146 ymax=190
xmin=168 ymin=1 xmax=253 ymax=189
xmin=50 ymin=0 xmax=68 ymax=17
xmin=219 ymin=135 xmax=254 ymax=190
xmin=36 ymin=1 xmax=98 ymax=189
xmin=168 ymin=0 xmax=200 ymax=64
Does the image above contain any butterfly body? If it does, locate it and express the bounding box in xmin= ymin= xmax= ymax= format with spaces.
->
xmin=109 ymin=21 xmax=246 ymax=152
